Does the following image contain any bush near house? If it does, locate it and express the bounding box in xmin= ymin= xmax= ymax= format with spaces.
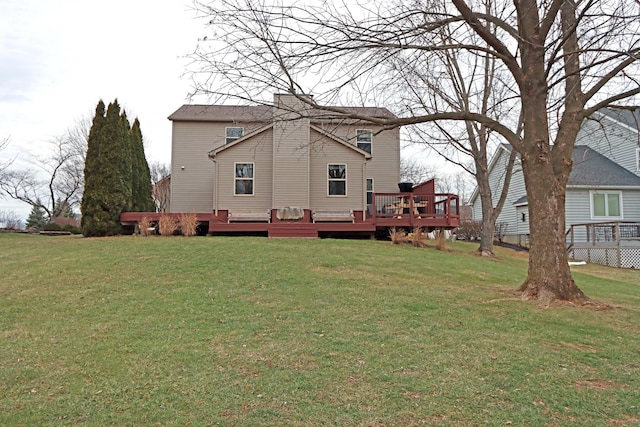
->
xmin=455 ymin=220 xmax=483 ymax=240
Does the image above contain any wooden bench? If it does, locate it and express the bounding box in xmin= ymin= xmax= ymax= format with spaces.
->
xmin=227 ymin=210 xmax=271 ymax=223
xmin=312 ymin=210 xmax=355 ymax=223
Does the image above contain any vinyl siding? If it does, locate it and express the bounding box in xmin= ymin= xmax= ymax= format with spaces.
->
xmin=578 ymin=116 xmax=640 ymax=176
xmin=566 ymin=189 xmax=640 ymax=224
xmin=170 ymin=121 xmax=266 ymax=212
xmin=515 ymin=205 xmax=530 ymax=236
xmin=566 ymin=188 xmax=640 ymax=242
xmin=471 ymin=147 xmax=526 ymax=236
xmin=272 ymin=118 xmax=310 ymax=208
xmin=315 ymin=123 xmax=400 ymax=193
xmin=215 ymin=130 xmax=274 ymax=210
xmin=170 ymin=122 xmax=222 ymax=212
xmin=310 ymin=130 xmax=366 ymax=210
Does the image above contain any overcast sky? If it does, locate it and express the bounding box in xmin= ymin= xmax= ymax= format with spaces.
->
xmin=1 ymin=0 xmax=207 ymax=220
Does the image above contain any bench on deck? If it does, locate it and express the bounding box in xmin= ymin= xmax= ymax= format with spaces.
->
xmin=227 ymin=209 xmax=271 ymax=223
xmin=312 ymin=210 xmax=355 ymax=223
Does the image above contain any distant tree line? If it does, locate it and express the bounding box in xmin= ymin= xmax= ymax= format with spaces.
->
xmin=81 ymin=100 xmax=155 ymax=237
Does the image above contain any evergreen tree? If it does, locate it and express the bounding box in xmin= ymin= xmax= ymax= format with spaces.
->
xmin=81 ymin=100 xmax=155 ymax=236
xmin=53 ymin=199 xmax=76 ymax=219
xmin=25 ymin=206 xmax=47 ymax=229
xmin=129 ymin=118 xmax=155 ymax=212
xmin=81 ymin=100 xmax=131 ymax=236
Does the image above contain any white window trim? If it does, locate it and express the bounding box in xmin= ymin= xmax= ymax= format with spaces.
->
xmin=234 ymin=162 xmax=255 ymax=196
xmin=636 ymin=147 xmax=640 ymax=172
xmin=226 ymin=127 xmax=244 ymax=144
xmin=327 ymin=163 xmax=347 ymax=197
xmin=590 ymin=190 xmax=623 ymax=219
xmin=356 ymin=129 xmax=373 ymax=154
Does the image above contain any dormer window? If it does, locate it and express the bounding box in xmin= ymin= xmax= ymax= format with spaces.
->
xmin=356 ymin=129 xmax=372 ymax=153
xmin=226 ymin=127 xmax=244 ymax=144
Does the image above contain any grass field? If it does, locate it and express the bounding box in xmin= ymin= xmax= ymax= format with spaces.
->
xmin=1 ymin=233 xmax=638 ymax=426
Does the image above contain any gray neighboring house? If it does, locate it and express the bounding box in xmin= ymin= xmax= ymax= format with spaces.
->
xmin=470 ymin=108 xmax=640 ymax=246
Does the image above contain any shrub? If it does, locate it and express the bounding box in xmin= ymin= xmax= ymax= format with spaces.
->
xmin=411 ymin=227 xmax=427 ymax=248
xmin=435 ymin=229 xmax=448 ymax=251
xmin=158 ymin=214 xmax=178 ymax=236
xmin=42 ymin=222 xmax=63 ymax=231
xmin=389 ymin=227 xmax=408 ymax=245
xmin=455 ymin=220 xmax=483 ymax=241
xmin=179 ymin=213 xmax=199 ymax=237
xmin=62 ymin=224 xmax=82 ymax=235
xmin=138 ymin=216 xmax=153 ymax=237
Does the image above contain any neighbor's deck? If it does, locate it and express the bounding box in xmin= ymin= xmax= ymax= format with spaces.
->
xmin=120 ymin=192 xmax=460 ymax=238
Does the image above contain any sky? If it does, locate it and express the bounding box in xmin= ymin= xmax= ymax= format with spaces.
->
xmin=0 ymin=0 xmax=449 ymax=224
xmin=1 ymin=0 xmax=207 ymax=221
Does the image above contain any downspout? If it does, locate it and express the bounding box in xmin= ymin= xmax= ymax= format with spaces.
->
xmin=209 ymin=153 xmax=218 ymax=216
xmin=363 ymin=161 xmax=368 ymax=221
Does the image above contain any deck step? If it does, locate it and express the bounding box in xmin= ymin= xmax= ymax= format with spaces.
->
xmin=268 ymin=223 xmax=318 ymax=238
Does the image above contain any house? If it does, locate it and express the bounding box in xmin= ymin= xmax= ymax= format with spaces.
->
xmin=470 ymin=108 xmax=640 ymax=266
xmin=121 ymin=94 xmax=460 ymax=237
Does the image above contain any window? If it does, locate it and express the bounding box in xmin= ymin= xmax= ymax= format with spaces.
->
xmin=226 ymin=127 xmax=244 ymax=144
xmin=328 ymin=164 xmax=347 ymax=196
xmin=234 ymin=163 xmax=254 ymax=195
xmin=591 ymin=191 xmax=622 ymax=218
xmin=356 ymin=129 xmax=372 ymax=153
xmin=636 ymin=147 xmax=640 ymax=171
xmin=366 ymin=178 xmax=374 ymax=205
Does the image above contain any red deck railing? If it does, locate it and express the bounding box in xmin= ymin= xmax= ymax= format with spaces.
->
xmin=371 ymin=192 xmax=460 ymax=228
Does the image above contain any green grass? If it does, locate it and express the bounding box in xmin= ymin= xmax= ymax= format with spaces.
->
xmin=1 ymin=233 xmax=638 ymax=426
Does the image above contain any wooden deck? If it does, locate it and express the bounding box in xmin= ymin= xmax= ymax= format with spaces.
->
xmin=120 ymin=192 xmax=460 ymax=237
xmin=566 ymin=222 xmax=640 ymax=268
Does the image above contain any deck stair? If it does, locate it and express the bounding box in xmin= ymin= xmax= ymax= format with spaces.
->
xmin=268 ymin=223 xmax=318 ymax=238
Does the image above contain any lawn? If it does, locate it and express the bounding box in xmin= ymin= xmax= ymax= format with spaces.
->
xmin=0 ymin=233 xmax=638 ymax=426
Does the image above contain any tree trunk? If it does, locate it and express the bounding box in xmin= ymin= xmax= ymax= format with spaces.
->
xmin=515 ymin=0 xmax=591 ymax=306
xmin=478 ymin=191 xmax=496 ymax=256
xmin=517 ymin=158 xmax=588 ymax=305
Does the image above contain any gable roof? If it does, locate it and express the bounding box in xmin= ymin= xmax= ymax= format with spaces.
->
xmin=208 ymin=123 xmax=373 ymax=159
xmin=169 ymin=104 xmax=396 ymax=123
xmin=169 ymin=105 xmax=272 ymax=123
xmin=568 ymin=145 xmax=640 ymax=187
xmin=597 ymin=107 xmax=640 ymax=133
xmin=309 ymin=125 xmax=372 ymax=159
xmin=209 ymin=123 xmax=274 ymax=159
xmin=515 ymin=144 xmax=640 ymax=206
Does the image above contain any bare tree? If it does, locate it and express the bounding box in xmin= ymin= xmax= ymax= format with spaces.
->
xmin=150 ymin=161 xmax=171 ymax=212
xmin=436 ymin=170 xmax=474 ymax=205
xmin=0 ymin=120 xmax=88 ymax=221
xmin=0 ymin=137 xmax=13 ymax=189
xmin=0 ymin=210 xmax=23 ymax=230
xmin=400 ymin=155 xmax=433 ymax=185
xmin=189 ymin=0 xmax=640 ymax=305
xmin=400 ymin=7 xmax=520 ymax=256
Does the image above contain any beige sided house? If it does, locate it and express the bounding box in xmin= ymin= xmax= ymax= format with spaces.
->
xmin=122 ymin=94 xmax=460 ymax=237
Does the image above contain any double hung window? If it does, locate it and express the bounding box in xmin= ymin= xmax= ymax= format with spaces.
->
xmin=226 ymin=127 xmax=244 ymax=144
xmin=328 ymin=164 xmax=347 ymax=196
xmin=234 ymin=163 xmax=254 ymax=195
xmin=356 ymin=129 xmax=372 ymax=153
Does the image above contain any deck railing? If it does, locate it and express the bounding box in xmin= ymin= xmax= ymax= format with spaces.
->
xmin=372 ymin=192 xmax=459 ymax=226
xmin=566 ymin=222 xmax=640 ymax=269
xmin=567 ymin=221 xmax=640 ymax=246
